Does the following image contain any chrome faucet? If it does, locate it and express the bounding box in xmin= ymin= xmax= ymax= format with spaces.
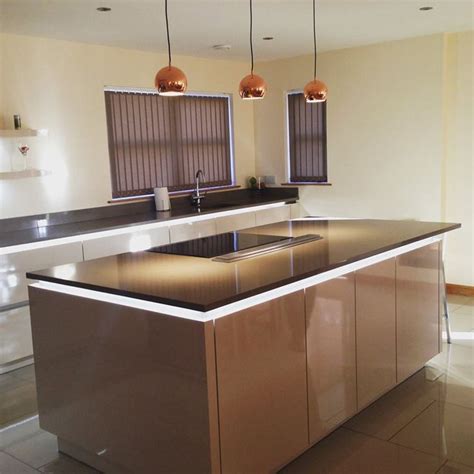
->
xmin=191 ymin=169 xmax=206 ymax=207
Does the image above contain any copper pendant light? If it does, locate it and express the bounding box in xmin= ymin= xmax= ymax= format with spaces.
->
xmin=304 ymin=0 xmax=327 ymax=103
xmin=155 ymin=0 xmax=187 ymax=96
xmin=239 ymin=0 xmax=267 ymax=100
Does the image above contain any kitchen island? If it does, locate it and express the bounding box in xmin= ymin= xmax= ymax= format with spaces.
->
xmin=27 ymin=218 xmax=459 ymax=474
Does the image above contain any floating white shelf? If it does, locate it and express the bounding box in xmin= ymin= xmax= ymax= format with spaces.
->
xmin=0 ymin=129 xmax=48 ymax=138
xmin=0 ymin=169 xmax=51 ymax=180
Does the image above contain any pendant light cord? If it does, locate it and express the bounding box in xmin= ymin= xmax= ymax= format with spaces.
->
xmin=313 ymin=0 xmax=317 ymax=80
xmin=165 ymin=0 xmax=172 ymax=68
xmin=249 ymin=0 xmax=254 ymax=75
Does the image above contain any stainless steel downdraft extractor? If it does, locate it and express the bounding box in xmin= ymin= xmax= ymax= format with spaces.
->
xmin=212 ymin=234 xmax=322 ymax=262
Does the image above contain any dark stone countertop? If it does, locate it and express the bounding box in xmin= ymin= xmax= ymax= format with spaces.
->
xmin=0 ymin=188 xmax=298 ymax=249
xmin=27 ymin=219 xmax=460 ymax=312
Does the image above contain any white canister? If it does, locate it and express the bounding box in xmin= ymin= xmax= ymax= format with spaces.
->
xmin=154 ymin=187 xmax=171 ymax=211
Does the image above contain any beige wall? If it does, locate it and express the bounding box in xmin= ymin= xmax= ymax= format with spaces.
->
xmin=254 ymin=34 xmax=445 ymax=221
xmin=0 ymin=33 xmax=256 ymax=218
xmin=443 ymin=32 xmax=474 ymax=286
xmin=254 ymin=33 xmax=473 ymax=286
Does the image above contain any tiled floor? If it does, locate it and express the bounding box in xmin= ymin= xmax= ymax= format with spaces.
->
xmin=0 ymin=365 xmax=37 ymax=428
xmin=0 ymin=295 xmax=473 ymax=473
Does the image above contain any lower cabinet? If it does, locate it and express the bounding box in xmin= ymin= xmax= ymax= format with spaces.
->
xmin=355 ymin=259 xmax=397 ymax=409
xmin=289 ymin=202 xmax=307 ymax=219
xmin=0 ymin=241 xmax=84 ymax=370
xmin=215 ymin=291 xmax=308 ymax=473
xmin=213 ymin=250 xmax=440 ymax=471
xmin=0 ymin=241 xmax=84 ymax=307
xmin=396 ymin=242 xmax=440 ymax=382
xmin=0 ymin=305 xmax=32 ymax=370
xmin=255 ymin=205 xmax=291 ymax=226
xmin=305 ymin=275 xmax=357 ymax=444
xmin=82 ymin=226 xmax=170 ymax=260
xmin=169 ymin=219 xmax=216 ymax=243
xmin=215 ymin=212 xmax=256 ymax=234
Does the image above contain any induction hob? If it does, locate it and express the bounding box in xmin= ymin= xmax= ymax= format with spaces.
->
xmin=148 ymin=232 xmax=290 ymax=259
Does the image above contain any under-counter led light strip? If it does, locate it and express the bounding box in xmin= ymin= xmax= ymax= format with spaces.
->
xmin=0 ymin=202 xmax=288 ymax=256
xmin=31 ymin=234 xmax=444 ymax=323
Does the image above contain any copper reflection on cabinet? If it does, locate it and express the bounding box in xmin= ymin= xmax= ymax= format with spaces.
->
xmin=355 ymin=258 xmax=397 ymax=409
xmin=305 ymin=274 xmax=357 ymax=444
xmin=215 ymin=291 xmax=308 ymax=473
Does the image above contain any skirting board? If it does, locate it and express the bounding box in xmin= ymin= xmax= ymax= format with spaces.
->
xmin=446 ymin=283 xmax=474 ymax=296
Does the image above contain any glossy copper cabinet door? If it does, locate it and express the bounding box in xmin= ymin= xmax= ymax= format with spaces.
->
xmin=215 ymin=291 xmax=308 ymax=474
xmin=355 ymin=258 xmax=397 ymax=409
xmin=396 ymin=243 xmax=440 ymax=382
xmin=305 ymin=275 xmax=357 ymax=444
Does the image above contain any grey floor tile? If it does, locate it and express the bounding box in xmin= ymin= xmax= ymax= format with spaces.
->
xmin=0 ymin=374 xmax=37 ymax=428
xmin=39 ymin=453 xmax=100 ymax=473
xmin=391 ymin=401 xmax=474 ymax=467
xmin=452 ymin=305 xmax=474 ymax=320
xmin=343 ymin=369 xmax=439 ymax=440
xmin=438 ymin=461 xmax=474 ymax=473
xmin=5 ymin=430 xmax=59 ymax=469
xmin=9 ymin=365 xmax=36 ymax=384
xmin=0 ymin=451 xmax=37 ymax=473
xmin=0 ymin=416 xmax=40 ymax=449
xmin=448 ymin=312 xmax=474 ymax=332
xmin=280 ymin=427 xmax=443 ymax=474
xmin=447 ymin=295 xmax=473 ymax=307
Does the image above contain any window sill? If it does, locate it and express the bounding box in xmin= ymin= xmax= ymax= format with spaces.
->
xmin=108 ymin=185 xmax=241 ymax=204
xmin=281 ymin=182 xmax=332 ymax=186
xmin=170 ymin=185 xmax=241 ymax=197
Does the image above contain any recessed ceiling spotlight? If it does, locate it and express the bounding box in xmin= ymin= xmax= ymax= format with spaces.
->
xmin=419 ymin=6 xmax=434 ymax=11
xmin=96 ymin=6 xmax=111 ymax=12
xmin=262 ymin=36 xmax=274 ymax=41
xmin=212 ymin=44 xmax=232 ymax=51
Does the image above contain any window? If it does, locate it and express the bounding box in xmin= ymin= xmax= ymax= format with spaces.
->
xmin=286 ymin=91 xmax=327 ymax=183
xmin=104 ymin=88 xmax=234 ymax=199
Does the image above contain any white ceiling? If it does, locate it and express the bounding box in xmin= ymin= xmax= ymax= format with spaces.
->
xmin=0 ymin=0 xmax=472 ymax=61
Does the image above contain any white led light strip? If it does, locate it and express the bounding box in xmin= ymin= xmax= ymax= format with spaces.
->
xmin=31 ymin=235 xmax=444 ymax=323
xmin=1 ymin=202 xmax=287 ymax=256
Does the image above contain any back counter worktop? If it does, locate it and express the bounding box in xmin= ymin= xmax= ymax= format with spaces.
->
xmin=0 ymin=187 xmax=298 ymax=248
xmin=28 ymin=219 xmax=459 ymax=311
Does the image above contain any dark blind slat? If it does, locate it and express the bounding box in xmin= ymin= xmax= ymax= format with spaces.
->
xmin=287 ymin=92 xmax=327 ymax=183
xmin=105 ymin=91 xmax=233 ymax=198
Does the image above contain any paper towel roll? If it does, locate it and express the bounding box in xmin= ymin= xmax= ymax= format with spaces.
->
xmin=154 ymin=187 xmax=170 ymax=211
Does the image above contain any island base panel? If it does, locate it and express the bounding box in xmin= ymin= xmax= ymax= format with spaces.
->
xmin=28 ymin=286 xmax=220 ymax=474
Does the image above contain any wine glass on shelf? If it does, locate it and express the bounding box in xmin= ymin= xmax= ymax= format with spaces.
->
xmin=18 ymin=144 xmax=30 ymax=171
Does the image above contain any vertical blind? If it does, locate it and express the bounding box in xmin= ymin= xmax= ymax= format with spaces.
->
xmin=104 ymin=90 xmax=233 ymax=198
xmin=287 ymin=92 xmax=327 ymax=183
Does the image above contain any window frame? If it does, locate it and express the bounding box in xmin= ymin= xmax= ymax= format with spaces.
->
xmin=284 ymin=89 xmax=329 ymax=185
xmin=104 ymin=86 xmax=236 ymax=201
